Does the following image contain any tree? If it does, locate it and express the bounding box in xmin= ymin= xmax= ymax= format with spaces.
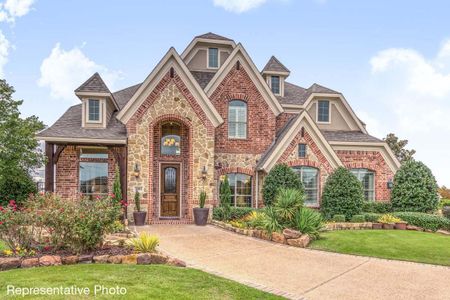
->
xmin=438 ymin=186 xmax=450 ymax=199
xmin=262 ymin=164 xmax=303 ymax=206
xmin=219 ymin=175 xmax=232 ymax=220
xmin=0 ymin=80 xmax=45 ymax=206
xmin=112 ymin=165 xmax=122 ymax=205
xmin=321 ymin=167 xmax=364 ymax=220
xmin=391 ymin=160 xmax=439 ymax=212
xmin=383 ymin=133 xmax=416 ymax=163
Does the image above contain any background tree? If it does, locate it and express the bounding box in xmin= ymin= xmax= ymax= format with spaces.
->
xmin=384 ymin=133 xmax=416 ymax=163
xmin=0 ymin=79 xmax=45 ymax=206
xmin=262 ymin=164 xmax=303 ymax=206
xmin=438 ymin=186 xmax=450 ymax=200
xmin=391 ymin=160 xmax=439 ymax=212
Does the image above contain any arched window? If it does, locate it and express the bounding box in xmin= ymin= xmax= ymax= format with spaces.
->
xmin=351 ymin=168 xmax=375 ymax=201
xmin=220 ymin=173 xmax=252 ymax=207
xmin=292 ymin=166 xmax=319 ymax=206
xmin=228 ymin=100 xmax=247 ymax=139
xmin=161 ymin=122 xmax=181 ymax=156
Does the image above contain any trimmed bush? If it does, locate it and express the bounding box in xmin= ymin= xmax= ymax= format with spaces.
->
xmin=321 ymin=167 xmax=364 ymax=220
xmin=391 ymin=160 xmax=439 ymax=212
xmin=362 ymin=201 xmax=392 ymax=213
xmin=212 ymin=207 xmax=256 ymax=221
xmin=350 ymin=215 xmax=366 ymax=223
xmin=331 ymin=215 xmax=346 ymax=222
xmin=392 ymin=212 xmax=450 ymax=232
xmin=262 ymin=164 xmax=303 ymax=206
xmin=362 ymin=213 xmax=382 ymax=223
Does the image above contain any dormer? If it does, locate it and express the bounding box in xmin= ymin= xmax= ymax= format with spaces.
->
xmin=181 ymin=32 xmax=236 ymax=72
xmin=262 ymin=56 xmax=290 ymax=97
xmin=74 ymin=72 xmax=118 ymax=129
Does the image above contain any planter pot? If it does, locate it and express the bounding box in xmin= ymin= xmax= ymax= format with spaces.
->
xmin=382 ymin=223 xmax=395 ymax=230
xmin=193 ymin=208 xmax=209 ymax=226
xmin=372 ymin=223 xmax=383 ymax=229
xmin=395 ymin=222 xmax=407 ymax=230
xmin=133 ymin=211 xmax=147 ymax=226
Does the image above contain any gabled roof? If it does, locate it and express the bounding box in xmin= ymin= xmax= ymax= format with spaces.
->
xmin=191 ymin=71 xmax=215 ymax=89
xmin=204 ymin=43 xmax=284 ymax=116
xmin=262 ymin=56 xmax=290 ymax=75
xmin=277 ymin=82 xmax=340 ymax=106
xmin=321 ymin=130 xmax=382 ymax=143
xmin=116 ymin=47 xmax=224 ymax=127
xmin=195 ymin=32 xmax=233 ymax=41
xmin=257 ymin=110 xmax=343 ymax=172
xmin=112 ymin=83 xmax=142 ymax=109
xmin=181 ymin=32 xmax=236 ymax=60
xmin=74 ymin=72 xmax=119 ymax=110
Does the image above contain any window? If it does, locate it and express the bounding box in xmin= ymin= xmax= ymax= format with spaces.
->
xmin=208 ymin=48 xmax=219 ymax=68
xmin=228 ymin=100 xmax=247 ymax=139
xmin=271 ymin=76 xmax=280 ymax=95
xmin=298 ymin=144 xmax=307 ymax=158
xmin=220 ymin=173 xmax=252 ymax=207
xmin=79 ymin=149 xmax=108 ymax=198
xmin=351 ymin=168 xmax=375 ymax=201
xmin=161 ymin=122 xmax=181 ymax=156
xmin=292 ymin=166 xmax=319 ymax=206
xmin=88 ymin=99 xmax=100 ymax=122
xmin=317 ymin=100 xmax=330 ymax=123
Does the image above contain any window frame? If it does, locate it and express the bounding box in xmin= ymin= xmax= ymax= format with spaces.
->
xmin=160 ymin=122 xmax=182 ymax=156
xmin=87 ymin=98 xmax=102 ymax=123
xmin=292 ymin=166 xmax=319 ymax=207
xmin=221 ymin=173 xmax=253 ymax=208
xmin=228 ymin=100 xmax=248 ymax=139
xmin=270 ymin=76 xmax=281 ymax=95
xmin=207 ymin=47 xmax=219 ymax=69
xmin=351 ymin=168 xmax=376 ymax=201
xmin=298 ymin=144 xmax=307 ymax=158
xmin=79 ymin=148 xmax=109 ymax=198
xmin=316 ymin=100 xmax=331 ymax=124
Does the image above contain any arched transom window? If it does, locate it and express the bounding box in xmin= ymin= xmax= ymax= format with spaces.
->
xmin=161 ymin=122 xmax=181 ymax=156
xmin=228 ymin=100 xmax=247 ymax=139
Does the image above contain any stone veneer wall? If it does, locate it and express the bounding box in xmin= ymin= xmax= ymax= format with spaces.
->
xmin=336 ymin=150 xmax=394 ymax=201
xmin=126 ymin=71 xmax=215 ymax=223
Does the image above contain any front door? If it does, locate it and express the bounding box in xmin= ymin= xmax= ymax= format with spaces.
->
xmin=160 ymin=164 xmax=180 ymax=217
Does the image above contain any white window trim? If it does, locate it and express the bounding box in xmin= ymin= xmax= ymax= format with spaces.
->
xmin=316 ymin=100 xmax=331 ymax=124
xmin=228 ymin=101 xmax=247 ymax=139
xmin=293 ymin=166 xmax=320 ymax=207
xmin=86 ymin=98 xmax=103 ymax=124
xmin=351 ymin=168 xmax=376 ymax=201
xmin=207 ymin=47 xmax=220 ymax=69
xmin=221 ymin=173 xmax=253 ymax=208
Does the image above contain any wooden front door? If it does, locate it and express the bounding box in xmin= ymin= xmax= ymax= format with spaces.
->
xmin=160 ymin=164 xmax=180 ymax=217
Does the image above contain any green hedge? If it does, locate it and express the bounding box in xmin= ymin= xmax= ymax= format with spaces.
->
xmin=331 ymin=215 xmax=346 ymax=222
xmin=362 ymin=201 xmax=392 ymax=213
xmin=212 ymin=207 xmax=256 ymax=221
xmin=350 ymin=215 xmax=366 ymax=223
xmin=362 ymin=213 xmax=382 ymax=222
xmin=392 ymin=212 xmax=450 ymax=232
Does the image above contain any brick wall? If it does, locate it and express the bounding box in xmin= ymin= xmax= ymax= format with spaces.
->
xmin=276 ymin=112 xmax=296 ymax=134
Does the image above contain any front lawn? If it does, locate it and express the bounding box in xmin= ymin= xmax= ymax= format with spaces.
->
xmin=0 ymin=264 xmax=281 ymax=299
xmin=310 ymin=230 xmax=450 ymax=266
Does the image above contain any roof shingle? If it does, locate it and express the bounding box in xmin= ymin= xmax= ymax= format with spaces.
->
xmin=262 ymin=56 xmax=290 ymax=74
xmin=191 ymin=71 xmax=216 ymax=89
xmin=75 ymin=72 xmax=111 ymax=94
xmin=276 ymin=82 xmax=341 ymax=105
xmin=321 ymin=130 xmax=382 ymax=143
xmin=195 ymin=32 xmax=233 ymax=41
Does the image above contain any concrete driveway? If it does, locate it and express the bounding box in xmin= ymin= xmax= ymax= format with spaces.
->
xmin=135 ymin=224 xmax=450 ymax=300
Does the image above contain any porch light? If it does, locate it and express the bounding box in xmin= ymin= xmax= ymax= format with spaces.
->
xmin=201 ymin=166 xmax=208 ymax=180
xmin=134 ymin=162 xmax=141 ymax=178
xmin=387 ymin=178 xmax=394 ymax=189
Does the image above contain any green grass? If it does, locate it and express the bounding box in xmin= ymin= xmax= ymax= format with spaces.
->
xmin=0 ymin=264 xmax=282 ymax=299
xmin=310 ymin=230 xmax=450 ymax=266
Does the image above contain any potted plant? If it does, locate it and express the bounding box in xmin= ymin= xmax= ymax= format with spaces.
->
xmin=378 ymin=214 xmax=400 ymax=230
xmin=193 ymin=191 xmax=209 ymax=226
xmin=133 ymin=190 xmax=147 ymax=226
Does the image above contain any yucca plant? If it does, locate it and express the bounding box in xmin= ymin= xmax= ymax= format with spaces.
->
xmin=199 ymin=191 xmax=207 ymax=208
xmin=261 ymin=206 xmax=283 ymax=233
xmin=294 ymin=208 xmax=324 ymax=239
xmin=126 ymin=232 xmax=159 ymax=253
xmin=274 ymin=188 xmax=304 ymax=225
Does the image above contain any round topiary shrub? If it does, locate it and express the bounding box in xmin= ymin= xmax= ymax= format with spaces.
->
xmin=391 ymin=160 xmax=439 ymax=213
xmin=321 ymin=167 xmax=364 ymax=221
xmin=262 ymin=164 xmax=303 ymax=206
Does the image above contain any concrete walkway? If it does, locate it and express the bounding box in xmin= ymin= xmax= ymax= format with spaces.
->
xmin=135 ymin=224 xmax=450 ymax=300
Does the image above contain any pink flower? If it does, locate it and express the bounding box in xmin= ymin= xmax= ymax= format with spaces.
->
xmin=9 ymin=200 xmax=16 ymax=206
xmin=0 ymin=221 xmax=3 ymax=225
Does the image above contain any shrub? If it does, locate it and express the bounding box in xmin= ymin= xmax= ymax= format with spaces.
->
xmin=244 ymin=211 xmax=266 ymax=229
xmin=107 ymin=220 xmax=125 ymax=234
xmin=274 ymin=188 xmax=304 ymax=224
xmin=442 ymin=207 xmax=450 ymax=219
xmin=112 ymin=165 xmax=122 ymax=205
xmin=392 ymin=212 xmax=450 ymax=231
xmin=321 ymin=167 xmax=364 ymax=220
xmin=219 ymin=175 xmax=232 ymax=220
xmin=331 ymin=215 xmax=346 ymax=222
xmin=0 ymin=171 xmax=37 ymax=207
xmin=378 ymin=214 xmax=402 ymax=224
xmin=391 ymin=160 xmax=439 ymax=212
xmin=127 ymin=232 xmax=159 ymax=253
xmin=293 ymin=208 xmax=324 ymax=239
xmin=213 ymin=207 xmax=256 ymax=221
xmin=199 ymin=191 xmax=206 ymax=208
xmin=350 ymin=215 xmax=366 ymax=223
xmin=363 ymin=213 xmax=382 ymax=222
xmin=261 ymin=206 xmax=283 ymax=233
xmin=439 ymin=199 xmax=450 ymax=209
xmin=262 ymin=164 xmax=303 ymax=206
xmin=361 ymin=201 xmax=393 ymax=213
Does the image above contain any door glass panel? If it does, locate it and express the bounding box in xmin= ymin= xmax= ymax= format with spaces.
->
xmin=164 ymin=167 xmax=176 ymax=193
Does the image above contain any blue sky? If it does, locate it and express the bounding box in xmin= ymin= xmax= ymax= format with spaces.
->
xmin=1 ymin=0 xmax=450 ymax=185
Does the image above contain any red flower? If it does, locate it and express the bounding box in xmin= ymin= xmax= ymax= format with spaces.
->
xmin=60 ymin=208 xmax=64 ymax=212
xmin=0 ymin=221 xmax=3 ymax=225
xmin=9 ymin=200 xmax=16 ymax=206
xmin=0 ymin=206 xmax=3 ymax=211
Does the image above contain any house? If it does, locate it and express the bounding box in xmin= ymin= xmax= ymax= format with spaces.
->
xmin=37 ymin=32 xmax=400 ymax=223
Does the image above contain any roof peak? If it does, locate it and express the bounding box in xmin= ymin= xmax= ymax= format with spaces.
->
xmin=74 ymin=72 xmax=111 ymax=94
xmin=262 ymin=56 xmax=290 ymax=75
xmin=195 ymin=32 xmax=233 ymax=41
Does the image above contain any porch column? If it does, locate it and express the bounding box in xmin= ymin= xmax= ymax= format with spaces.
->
xmin=44 ymin=142 xmax=54 ymax=192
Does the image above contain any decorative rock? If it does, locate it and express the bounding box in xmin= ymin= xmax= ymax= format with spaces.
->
xmin=407 ymin=225 xmax=422 ymax=231
xmin=261 ymin=231 xmax=272 ymax=241
xmin=149 ymin=253 xmax=168 ymax=264
xmin=137 ymin=253 xmax=152 ymax=265
xmin=167 ymin=257 xmax=186 ymax=267
xmin=283 ymin=228 xmax=302 ymax=239
xmin=122 ymin=254 xmax=138 ymax=264
xmin=62 ymin=256 xmax=78 ymax=265
xmin=286 ymin=234 xmax=310 ymax=248
xmin=107 ymin=255 xmax=123 ymax=264
xmin=271 ymin=232 xmax=286 ymax=244
xmin=0 ymin=257 xmax=21 ymax=271
xmin=437 ymin=229 xmax=450 ymax=235
xmin=39 ymin=255 xmax=62 ymax=267
xmin=21 ymin=258 xmax=39 ymax=268
xmin=252 ymin=230 xmax=262 ymax=239
xmin=93 ymin=255 xmax=110 ymax=264
xmin=78 ymin=255 xmax=93 ymax=264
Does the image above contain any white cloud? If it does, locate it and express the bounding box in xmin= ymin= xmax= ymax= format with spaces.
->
xmin=213 ymin=0 xmax=267 ymax=13
xmin=367 ymin=40 xmax=450 ymax=185
xmin=38 ymin=43 xmax=122 ymax=102
xmin=0 ymin=30 xmax=10 ymax=77
xmin=0 ymin=0 xmax=34 ymax=22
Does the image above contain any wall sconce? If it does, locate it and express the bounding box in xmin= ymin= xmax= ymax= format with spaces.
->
xmin=387 ymin=178 xmax=394 ymax=190
xmin=134 ymin=162 xmax=141 ymax=178
xmin=201 ymin=166 xmax=208 ymax=180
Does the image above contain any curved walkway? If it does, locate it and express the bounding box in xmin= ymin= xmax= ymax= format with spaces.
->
xmin=136 ymin=224 xmax=450 ymax=300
